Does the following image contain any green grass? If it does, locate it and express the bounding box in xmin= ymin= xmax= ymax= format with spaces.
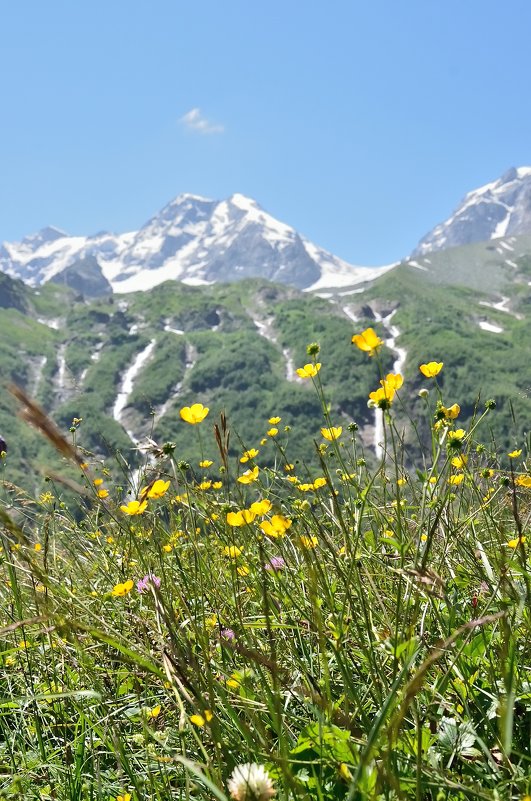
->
xmin=1 ymin=343 xmax=531 ymax=801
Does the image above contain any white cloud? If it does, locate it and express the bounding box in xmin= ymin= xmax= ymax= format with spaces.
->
xmin=180 ymin=107 xmax=225 ymax=135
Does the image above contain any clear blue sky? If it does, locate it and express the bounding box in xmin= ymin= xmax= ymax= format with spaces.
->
xmin=1 ymin=0 xmax=530 ymax=264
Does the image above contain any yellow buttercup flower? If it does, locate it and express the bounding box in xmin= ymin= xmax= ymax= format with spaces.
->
xmin=249 ymin=499 xmax=272 ymax=516
xmin=180 ymin=403 xmax=209 ymax=424
xmin=199 ymin=459 xmax=213 ymax=468
xmin=240 ymin=448 xmax=259 ymax=463
xmin=267 ymin=427 xmax=278 ymax=437
xmin=448 ymin=474 xmax=464 ymax=485
xmin=448 ymin=429 xmax=466 ymax=443
xmin=260 ymin=514 xmax=292 ymax=538
xmin=223 ymin=545 xmax=243 ymax=558
xmin=507 ymin=536 xmax=526 ymax=548
xmin=226 ymin=509 xmax=256 ymax=527
xmin=143 ymin=479 xmax=170 ymax=499
xmin=296 ymin=363 xmax=321 ymax=378
xmin=351 ymin=327 xmax=383 ymax=356
xmin=97 ymin=488 xmax=109 ymax=499
xmin=508 ymin=449 xmax=522 ymax=458
xmin=299 ymin=535 xmax=318 ymax=549
xmin=419 ymin=361 xmax=443 ymax=378
xmin=321 ymin=426 xmax=342 ymax=441
xmin=237 ymin=466 xmax=259 ymax=484
xmin=313 ymin=477 xmax=327 ymax=489
xmin=442 ymin=403 xmax=460 ymax=419
xmin=515 ymin=475 xmax=531 ymax=487
xmin=369 ymin=384 xmax=396 ymax=407
xmin=451 ymin=455 xmax=468 ymax=469
xmin=382 ymin=372 xmax=403 ymax=390
xmin=120 ymin=500 xmax=148 ymax=515
xmin=268 ymin=416 xmax=281 ymax=424
xmin=111 ymin=579 xmax=134 ymax=597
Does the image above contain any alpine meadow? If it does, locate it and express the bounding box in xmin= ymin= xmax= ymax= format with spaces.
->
xmin=2 ymin=99 xmax=531 ymax=801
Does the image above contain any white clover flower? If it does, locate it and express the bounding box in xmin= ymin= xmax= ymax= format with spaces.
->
xmin=227 ymin=763 xmax=276 ymax=801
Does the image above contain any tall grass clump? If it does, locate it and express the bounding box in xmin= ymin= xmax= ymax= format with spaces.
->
xmin=1 ymin=333 xmax=530 ymax=801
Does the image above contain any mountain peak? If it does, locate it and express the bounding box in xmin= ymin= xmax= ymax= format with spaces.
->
xmin=227 ymin=193 xmax=261 ymax=211
xmin=413 ymin=166 xmax=531 ymax=256
xmin=20 ymin=225 xmax=67 ymax=247
xmin=1 ymin=192 xmax=382 ymax=294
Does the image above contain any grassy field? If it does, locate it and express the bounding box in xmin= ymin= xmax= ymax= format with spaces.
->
xmin=1 ymin=335 xmax=530 ymax=801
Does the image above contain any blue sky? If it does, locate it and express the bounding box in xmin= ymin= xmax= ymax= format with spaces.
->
xmin=1 ymin=0 xmax=530 ymax=264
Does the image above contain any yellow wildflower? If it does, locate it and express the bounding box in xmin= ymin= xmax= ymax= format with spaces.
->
xmin=237 ymin=565 xmax=250 ymax=576
xmin=508 ymin=449 xmax=522 ymax=459
xmin=120 ymin=500 xmax=148 ymax=515
xmin=226 ymin=509 xmax=256 ymax=526
xmin=313 ymin=477 xmax=327 ymax=489
xmin=351 ymin=327 xmax=383 ymax=355
xmin=507 ymin=536 xmax=526 ymax=548
xmin=223 ymin=545 xmax=243 ymax=558
xmin=142 ymin=479 xmax=170 ymax=499
xmin=212 ymin=481 xmax=223 ymax=489
xmin=448 ymin=429 xmax=466 ymax=442
xmin=249 ymin=499 xmax=272 ymax=516
xmin=382 ymin=372 xmax=403 ymax=390
xmin=419 ymin=361 xmax=443 ymax=378
xmin=321 ymin=426 xmax=342 ymax=441
xmin=240 ymin=448 xmax=259 ymax=463
xmin=516 ymin=475 xmax=531 ymax=487
xmin=199 ymin=459 xmax=213 ymax=468
xmin=296 ymin=363 xmax=321 ymax=378
xmin=147 ymin=705 xmax=161 ymax=719
xmin=93 ymin=478 xmax=104 ymax=486
xmin=97 ymin=488 xmax=109 ymax=499
xmin=369 ymin=383 xmax=396 ymax=407
xmin=267 ymin=427 xmax=278 ymax=437
xmin=260 ymin=514 xmax=292 ymax=538
xmin=180 ymin=403 xmax=209 ymax=424
xmin=451 ymin=455 xmax=468 ymax=469
xmin=268 ymin=416 xmax=281 ymax=424
xmin=198 ymin=480 xmax=212 ymax=490
xmin=237 ymin=466 xmax=259 ymax=484
xmin=442 ymin=403 xmax=460 ymax=419
xmin=111 ymin=579 xmax=134 ymax=597
xmin=448 ymin=474 xmax=464 ymax=485
xmin=299 ymin=535 xmax=318 ymax=549
xmin=117 ymin=794 xmax=132 ymax=801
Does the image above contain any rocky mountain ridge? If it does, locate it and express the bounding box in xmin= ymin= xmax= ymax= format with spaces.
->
xmin=413 ymin=166 xmax=531 ymax=256
xmin=0 ymin=193 xmax=391 ymax=296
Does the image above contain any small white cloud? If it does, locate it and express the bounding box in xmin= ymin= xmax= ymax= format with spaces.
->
xmin=180 ymin=107 xmax=225 ymax=135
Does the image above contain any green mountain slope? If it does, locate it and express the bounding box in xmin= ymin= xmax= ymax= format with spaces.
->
xmin=1 ymin=237 xmax=531 ymax=493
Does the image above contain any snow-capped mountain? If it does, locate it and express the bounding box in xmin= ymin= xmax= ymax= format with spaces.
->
xmin=0 ymin=193 xmax=391 ymax=294
xmin=413 ymin=167 xmax=531 ymax=256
